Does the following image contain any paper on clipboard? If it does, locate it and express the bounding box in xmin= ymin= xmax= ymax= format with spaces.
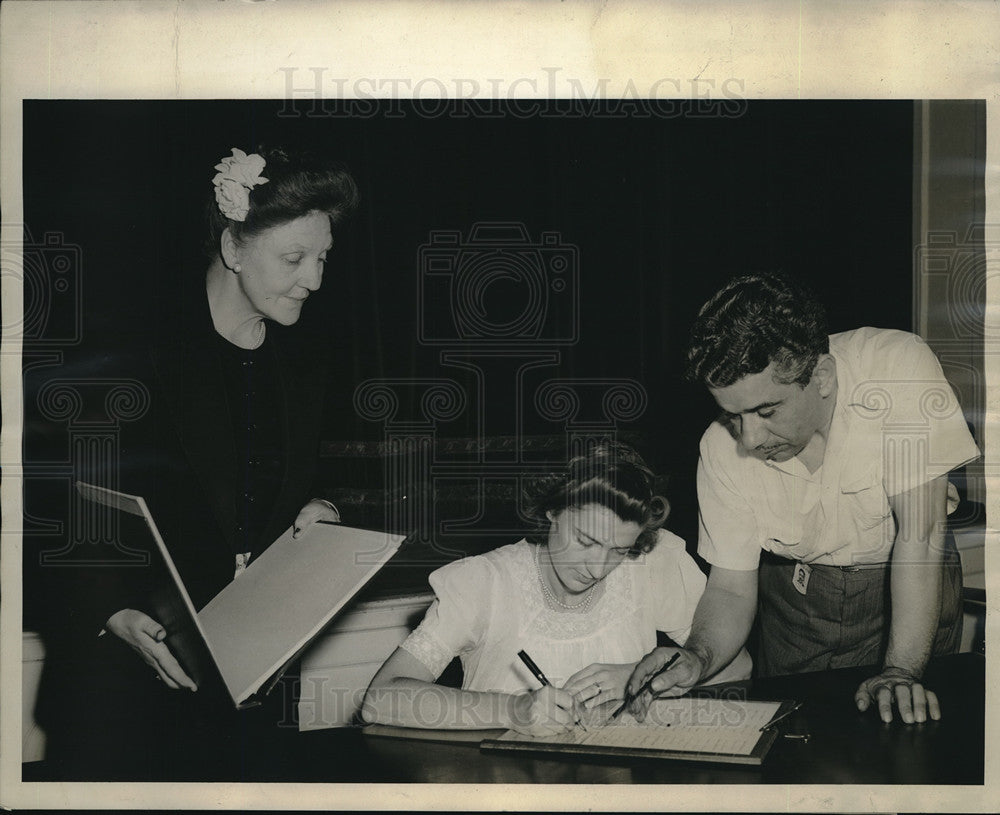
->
xmin=482 ymin=697 xmax=790 ymax=766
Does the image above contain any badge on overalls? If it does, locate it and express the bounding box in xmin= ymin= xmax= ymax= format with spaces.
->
xmin=792 ymin=562 xmax=812 ymax=595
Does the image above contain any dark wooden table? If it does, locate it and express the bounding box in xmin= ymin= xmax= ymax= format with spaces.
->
xmin=298 ymin=651 xmax=985 ymax=785
xmin=25 ymin=652 xmax=983 ymax=785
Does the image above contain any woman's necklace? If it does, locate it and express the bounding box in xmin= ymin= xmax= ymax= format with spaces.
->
xmin=534 ymin=545 xmax=596 ymax=612
xmin=248 ymin=319 xmax=266 ymax=349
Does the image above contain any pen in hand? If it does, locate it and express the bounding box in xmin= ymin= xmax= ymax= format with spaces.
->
xmin=517 ymin=649 xmax=588 ymax=731
xmin=611 ymin=651 xmax=681 ymax=720
xmin=516 ymin=650 xmax=549 ymax=687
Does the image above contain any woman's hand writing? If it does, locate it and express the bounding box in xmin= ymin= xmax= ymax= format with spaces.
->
xmin=105 ymin=609 xmax=198 ymax=691
xmin=563 ymin=662 xmax=634 ymax=712
xmin=508 ymin=686 xmax=586 ymax=737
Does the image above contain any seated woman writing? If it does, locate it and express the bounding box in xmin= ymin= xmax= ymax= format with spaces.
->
xmin=362 ymin=441 xmax=751 ymax=736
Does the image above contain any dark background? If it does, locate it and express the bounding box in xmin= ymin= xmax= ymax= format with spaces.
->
xmin=21 ymin=99 xmax=914 ymax=625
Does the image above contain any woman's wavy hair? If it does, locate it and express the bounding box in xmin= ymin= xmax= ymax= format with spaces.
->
xmin=686 ymin=273 xmax=829 ymax=388
xmin=205 ymin=144 xmax=359 ymax=256
xmin=522 ymin=440 xmax=669 ymax=557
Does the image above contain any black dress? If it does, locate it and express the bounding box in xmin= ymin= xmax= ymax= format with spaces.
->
xmin=36 ymin=276 xmax=336 ymax=780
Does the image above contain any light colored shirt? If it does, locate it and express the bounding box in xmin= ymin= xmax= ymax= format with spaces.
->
xmin=697 ymin=328 xmax=980 ymax=570
xmin=401 ymin=532 xmax=751 ymax=693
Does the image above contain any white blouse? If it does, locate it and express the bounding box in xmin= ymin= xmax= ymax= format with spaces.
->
xmin=400 ymin=530 xmax=735 ymax=694
xmin=697 ymin=328 xmax=980 ymax=570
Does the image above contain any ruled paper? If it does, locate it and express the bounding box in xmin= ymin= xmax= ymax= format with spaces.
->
xmin=500 ymin=698 xmax=781 ymax=757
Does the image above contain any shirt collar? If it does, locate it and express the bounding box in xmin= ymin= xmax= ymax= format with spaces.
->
xmin=764 ymin=339 xmax=850 ymax=480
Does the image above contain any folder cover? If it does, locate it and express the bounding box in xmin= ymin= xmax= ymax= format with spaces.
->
xmin=76 ymin=481 xmax=406 ymax=708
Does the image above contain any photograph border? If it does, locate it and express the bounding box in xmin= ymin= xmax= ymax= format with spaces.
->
xmin=1 ymin=0 xmax=997 ymax=811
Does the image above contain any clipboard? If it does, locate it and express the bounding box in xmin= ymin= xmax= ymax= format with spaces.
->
xmin=480 ymin=697 xmax=798 ymax=766
xmin=362 ymin=724 xmax=506 ymax=745
xmin=77 ymin=481 xmax=406 ymax=709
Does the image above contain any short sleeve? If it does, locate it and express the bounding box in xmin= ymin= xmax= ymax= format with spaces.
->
xmin=644 ymin=530 xmax=707 ymax=645
xmin=696 ymin=424 xmax=763 ymax=570
xmin=846 ymin=331 xmax=980 ymax=497
xmin=644 ymin=530 xmax=754 ymax=684
xmin=399 ymin=555 xmax=493 ymax=679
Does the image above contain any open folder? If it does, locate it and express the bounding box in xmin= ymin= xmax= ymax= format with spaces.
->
xmin=77 ymin=481 xmax=406 ymax=709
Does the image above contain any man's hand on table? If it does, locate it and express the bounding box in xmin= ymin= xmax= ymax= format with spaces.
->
xmin=854 ymin=667 xmax=940 ymax=724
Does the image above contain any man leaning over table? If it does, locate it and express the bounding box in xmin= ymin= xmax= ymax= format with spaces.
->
xmin=627 ymin=273 xmax=979 ymax=724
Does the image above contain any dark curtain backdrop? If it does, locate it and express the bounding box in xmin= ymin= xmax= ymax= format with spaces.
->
xmin=22 ymin=100 xmax=914 ymax=625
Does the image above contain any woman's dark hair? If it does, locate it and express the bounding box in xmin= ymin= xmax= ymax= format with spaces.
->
xmin=523 ymin=440 xmax=669 ymax=557
xmin=686 ymin=273 xmax=829 ymax=388
xmin=204 ymin=145 xmax=359 ymax=256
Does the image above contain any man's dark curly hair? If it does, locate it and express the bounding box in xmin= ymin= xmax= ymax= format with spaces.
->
xmin=522 ymin=440 xmax=669 ymax=557
xmin=686 ymin=273 xmax=829 ymax=388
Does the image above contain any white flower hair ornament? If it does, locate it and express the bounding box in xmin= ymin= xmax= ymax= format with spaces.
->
xmin=212 ymin=148 xmax=269 ymax=222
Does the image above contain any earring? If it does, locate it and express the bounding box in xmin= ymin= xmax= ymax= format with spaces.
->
xmin=232 ymin=263 xmax=242 ymax=274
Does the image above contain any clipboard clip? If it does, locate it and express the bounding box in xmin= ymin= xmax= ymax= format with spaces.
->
xmin=759 ymin=701 xmax=803 ymax=732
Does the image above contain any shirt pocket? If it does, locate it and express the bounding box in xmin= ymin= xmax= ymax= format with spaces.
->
xmin=756 ymin=518 xmax=805 ymax=558
xmin=839 ymin=465 xmax=896 ymax=562
xmin=840 ymin=465 xmax=893 ymax=531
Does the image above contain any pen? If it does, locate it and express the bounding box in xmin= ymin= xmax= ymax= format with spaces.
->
xmin=611 ymin=650 xmax=681 ymax=720
xmin=517 ymin=649 xmax=587 ymax=731
xmin=517 ymin=650 xmax=550 ymax=687
xmin=759 ymin=701 xmax=803 ymax=732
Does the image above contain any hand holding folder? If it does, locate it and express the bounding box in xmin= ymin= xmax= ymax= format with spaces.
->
xmin=77 ymin=482 xmax=405 ymax=709
xmin=105 ymin=608 xmax=199 ymax=691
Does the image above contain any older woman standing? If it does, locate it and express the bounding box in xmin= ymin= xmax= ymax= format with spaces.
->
xmin=107 ymin=146 xmax=359 ymax=687
xmin=42 ymin=145 xmax=358 ymax=778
